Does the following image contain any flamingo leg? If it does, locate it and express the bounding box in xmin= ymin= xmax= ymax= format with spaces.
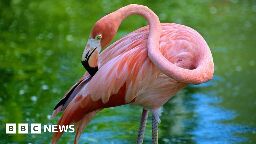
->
xmin=137 ymin=109 xmax=148 ymax=144
xmin=152 ymin=109 xmax=161 ymax=144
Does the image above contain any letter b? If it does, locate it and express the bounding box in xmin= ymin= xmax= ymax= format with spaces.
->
xmin=6 ymin=123 xmax=16 ymax=134
xmin=18 ymin=123 xmax=28 ymax=134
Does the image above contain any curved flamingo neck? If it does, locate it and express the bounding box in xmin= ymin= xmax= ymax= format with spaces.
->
xmin=111 ymin=4 xmax=161 ymax=58
xmin=104 ymin=4 xmax=214 ymax=84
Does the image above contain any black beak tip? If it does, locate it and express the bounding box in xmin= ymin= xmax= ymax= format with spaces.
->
xmin=81 ymin=60 xmax=98 ymax=76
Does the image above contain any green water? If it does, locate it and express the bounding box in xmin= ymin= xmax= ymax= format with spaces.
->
xmin=1 ymin=0 xmax=256 ymax=143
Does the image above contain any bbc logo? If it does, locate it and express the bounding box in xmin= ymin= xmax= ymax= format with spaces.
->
xmin=6 ymin=123 xmax=41 ymax=134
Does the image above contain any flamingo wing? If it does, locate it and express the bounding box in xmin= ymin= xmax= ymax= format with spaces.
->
xmin=51 ymin=73 xmax=91 ymax=118
xmin=52 ymin=43 xmax=157 ymax=143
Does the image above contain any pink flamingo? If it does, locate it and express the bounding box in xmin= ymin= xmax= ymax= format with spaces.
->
xmin=51 ymin=4 xmax=214 ymax=144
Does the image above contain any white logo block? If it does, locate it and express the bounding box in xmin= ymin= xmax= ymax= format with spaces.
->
xmin=18 ymin=123 xmax=28 ymax=134
xmin=6 ymin=123 xmax=16 ymax=134
xmin=31 ymin=123 xmax=41 ymax=134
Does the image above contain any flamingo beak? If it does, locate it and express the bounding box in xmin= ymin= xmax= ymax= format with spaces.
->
xmin=81 ymin=38 xmax=101 ymax=76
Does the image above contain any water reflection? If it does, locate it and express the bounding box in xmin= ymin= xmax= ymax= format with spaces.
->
xmin=159 ymin=80 xmax=256 ymax=144
xmin=191 ymin=94 xmax=248 ymax=144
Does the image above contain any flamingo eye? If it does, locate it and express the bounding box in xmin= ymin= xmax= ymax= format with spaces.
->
xmin=95 ymin=34 xmax=102 ymax=40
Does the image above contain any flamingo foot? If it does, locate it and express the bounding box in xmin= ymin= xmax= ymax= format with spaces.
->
xmin=137 ymin=109 xmax=148 ymax=144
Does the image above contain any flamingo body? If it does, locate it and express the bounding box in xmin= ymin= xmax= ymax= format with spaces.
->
xmin=52 ymin=4 xmax=214 ymax=144
xmin=52 ymin=23 xmax=213 ymax=143
xmin=85 ymin=23 xmax=207 ymax=108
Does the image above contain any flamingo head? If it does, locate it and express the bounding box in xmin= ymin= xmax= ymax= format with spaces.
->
xmin=81 ymin=34 xmax=101 ymax=76
xmin=81 ymin=15 xmax=120 ymax=76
